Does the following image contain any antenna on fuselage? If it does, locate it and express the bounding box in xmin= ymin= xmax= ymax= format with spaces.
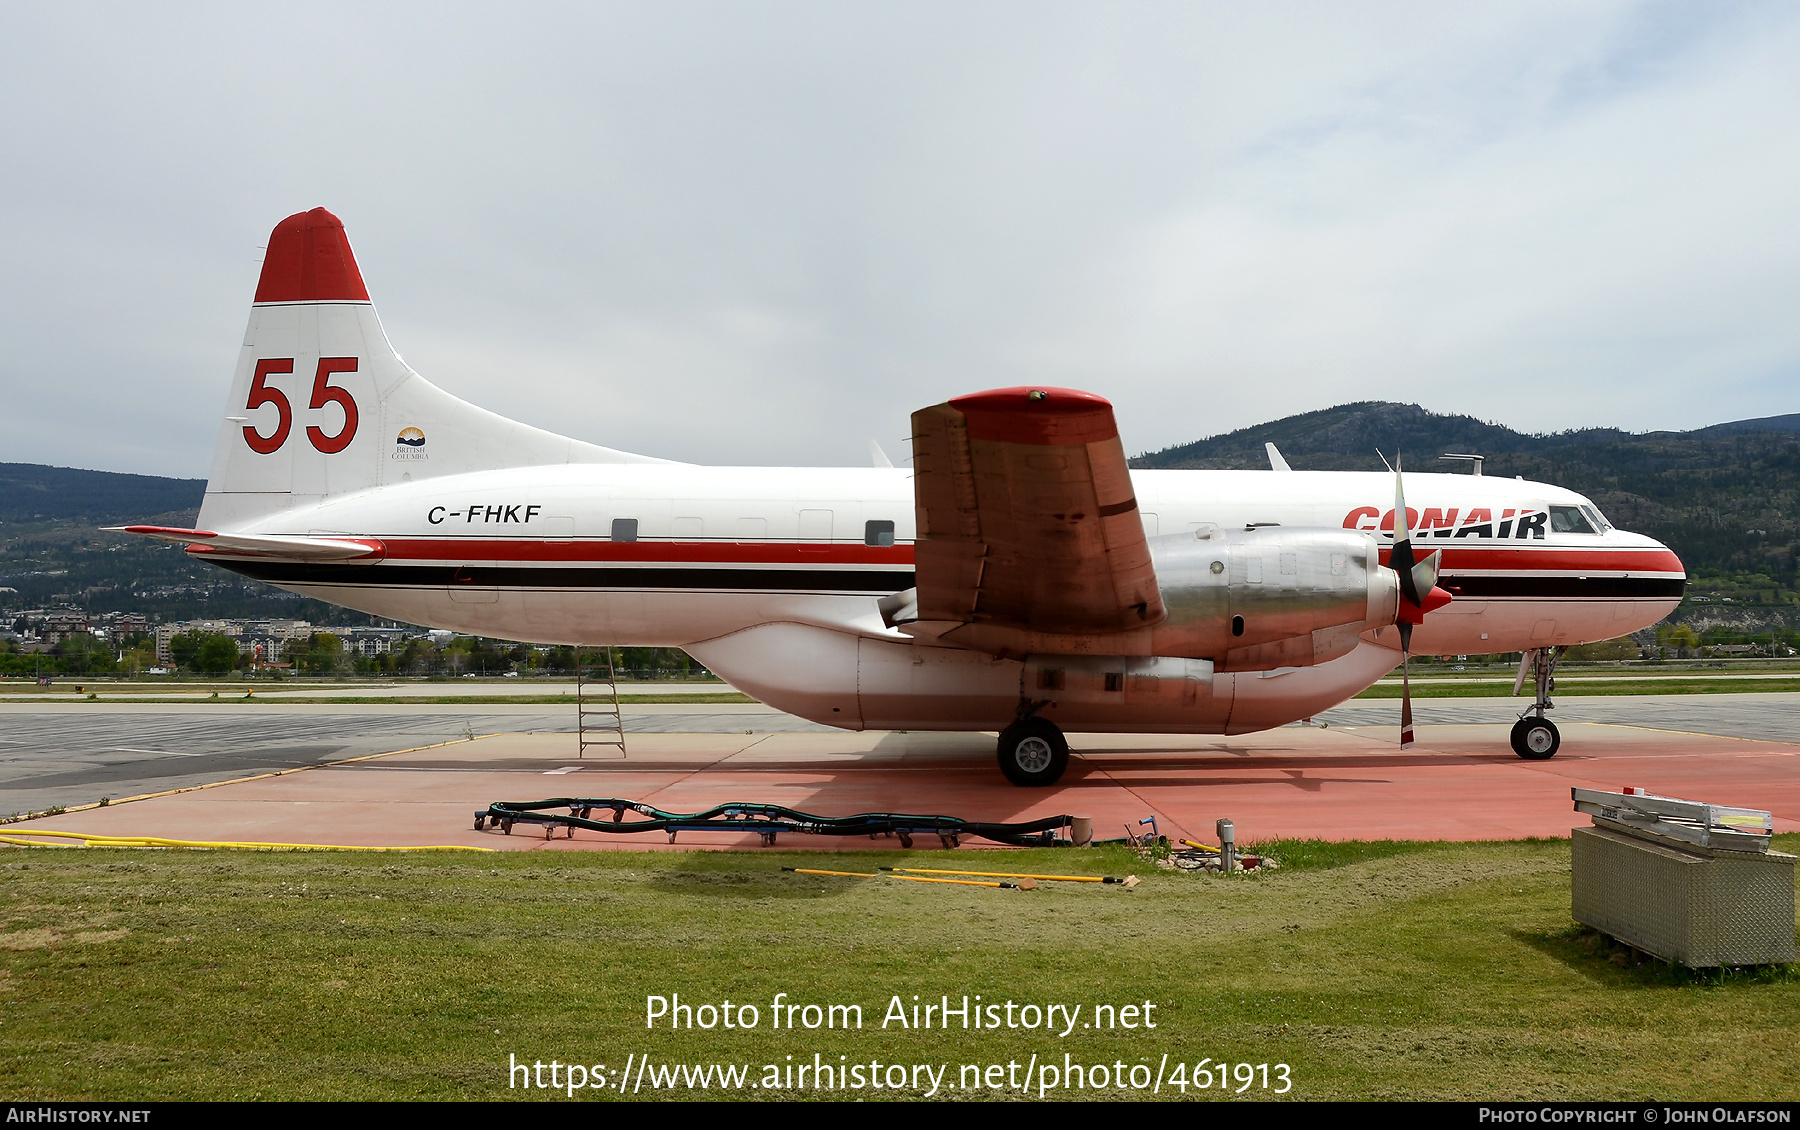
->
xmin=1441 ymin=453 xmax=1485 ymax=476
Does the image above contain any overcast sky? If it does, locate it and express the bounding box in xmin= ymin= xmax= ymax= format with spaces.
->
xmin=3 ymin=2 xmax=1797 ymax=477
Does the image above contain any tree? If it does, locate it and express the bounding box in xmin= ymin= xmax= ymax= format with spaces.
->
xmin=1663 ymin=625 xmax=1701 ymax=657
xmin=197 ymin=635 xmax=240 ymax=676
xmin=302 ymin=632 xmax=343 ymax=675
xmin=169 ymin=630 xmax=209 ymax=669
xmin=1564 ymin=636 xmax=1638 ymax=661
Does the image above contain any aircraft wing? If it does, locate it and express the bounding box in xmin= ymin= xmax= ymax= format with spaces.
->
xmin=908 ymin=387 xmax=1164 ymax=639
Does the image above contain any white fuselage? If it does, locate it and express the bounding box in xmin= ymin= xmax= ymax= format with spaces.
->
xmin=200 ymin=462 xmax=1683 ymax=736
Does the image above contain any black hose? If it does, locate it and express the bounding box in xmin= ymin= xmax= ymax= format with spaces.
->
xmin=475 ymin=798 xmax=1073 ymax=846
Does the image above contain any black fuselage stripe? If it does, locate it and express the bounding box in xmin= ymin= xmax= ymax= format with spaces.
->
xmin=217 ymin=561 xmax=918 ymax=593
xmin=1440 ymin=576 xmax=1685 ymax=599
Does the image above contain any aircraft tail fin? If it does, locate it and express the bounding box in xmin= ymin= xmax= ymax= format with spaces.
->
xmin=199 ymin=207 xmax=664 ymax=530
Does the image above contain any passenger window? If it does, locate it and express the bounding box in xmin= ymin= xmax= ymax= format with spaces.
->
xmin=1549 ymin=506 xmax=1596 ymax=534
xmin=864 ymin=519 xmax=895 ymax=547
xmin=610 ymin=518 xmax=638 ymax=542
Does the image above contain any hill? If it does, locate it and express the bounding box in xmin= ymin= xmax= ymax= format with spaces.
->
xmin=0 ymin=464 xmax=365 ymax=625
xmin=0 ymin=463 xmax=203 ymax=526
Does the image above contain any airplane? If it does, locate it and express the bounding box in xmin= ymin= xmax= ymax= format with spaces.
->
xmin=116 ymin=208 xmax=1687 ymax=786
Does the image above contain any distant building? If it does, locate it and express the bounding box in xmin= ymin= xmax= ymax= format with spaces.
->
xmin=155 ymin=618 xmax=316 ymax=664
xmin=42 ymin=613 xmax=90 ymax=646
xmin=154 ymin=619 xmax=238 ymax=663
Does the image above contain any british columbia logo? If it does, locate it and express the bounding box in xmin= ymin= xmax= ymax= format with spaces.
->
xmin=392 ymin=426 xmax=429 ymax=460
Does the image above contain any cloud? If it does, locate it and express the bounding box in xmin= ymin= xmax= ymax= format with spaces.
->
xmin=1 ymin=2 xmax=1795 ymax=474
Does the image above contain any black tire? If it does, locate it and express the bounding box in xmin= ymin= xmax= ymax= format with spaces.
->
xmin=1511 ymin=717 xmax=1560 ymax=760
xmin=997 ymin=719 xmax=1070 ymax=786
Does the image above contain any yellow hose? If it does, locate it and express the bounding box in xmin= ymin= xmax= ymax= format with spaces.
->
xmin=889 ymin=874 xmax=1010 ymax=888
xmin=785 ymin=867 xmax=1011 ymax=888
xmin=0 ymin=829 xmax=494 ymax=852
xmin=886 ymin=867 xmax=1111 ymax=883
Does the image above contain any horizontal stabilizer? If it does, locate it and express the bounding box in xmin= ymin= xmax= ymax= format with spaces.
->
xmin=107 ymin=525 xmax=384 ymax=561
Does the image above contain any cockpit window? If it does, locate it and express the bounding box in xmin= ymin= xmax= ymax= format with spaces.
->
xmin=1549 ymin=505 xmax=1596 ymax=534
xmin=1581 ymin=504 xmax=1613 ymax=533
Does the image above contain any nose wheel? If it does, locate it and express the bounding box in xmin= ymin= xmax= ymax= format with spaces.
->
xmin=1512 ymin=646 xmax=1561 ymax=760
xmin=997 ymin=718 xmax=1069 ymax=787
xmin=1510 ymin=716 xmax=1560 ymax=760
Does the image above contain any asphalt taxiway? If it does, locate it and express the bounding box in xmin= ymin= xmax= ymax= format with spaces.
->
xmin=3 ymin=694 xmax=1795 ymax=850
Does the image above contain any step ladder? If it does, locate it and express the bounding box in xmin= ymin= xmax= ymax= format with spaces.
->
xmin=575 ymin=647 xmax=627 ymax=759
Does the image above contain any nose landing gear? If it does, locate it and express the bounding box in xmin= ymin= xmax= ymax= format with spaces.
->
xmin=1511 ymin=646 xmax=1561 ymax=760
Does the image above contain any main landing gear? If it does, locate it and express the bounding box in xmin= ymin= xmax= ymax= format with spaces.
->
xmin=997 ymin=716 xmax=1069 ymax=787
xmin=1510 ymin=646 xmax=1561 ymax=760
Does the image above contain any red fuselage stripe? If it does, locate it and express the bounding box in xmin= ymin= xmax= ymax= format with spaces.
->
xmin=376 ymin=538 xmax=913 ymax=565
xmin=1378 ymin=545 xmax=1684 ymax=574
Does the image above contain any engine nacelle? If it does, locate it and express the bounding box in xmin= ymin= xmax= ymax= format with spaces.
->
xmin=1147 ymin=525 xmax=1398 ymax=671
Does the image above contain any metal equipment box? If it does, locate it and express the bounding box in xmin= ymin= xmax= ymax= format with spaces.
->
xmin=1570 ymin=789 xmax=1795 ymax=968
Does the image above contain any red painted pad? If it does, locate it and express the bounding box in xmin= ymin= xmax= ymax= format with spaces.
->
xmin=950 ymin=387 xmax=1118 ymax=447
xmin=25 ymin=717 xmax=1800 ymax=851
xmin=253 ymin=207 xmax=371 ymax=304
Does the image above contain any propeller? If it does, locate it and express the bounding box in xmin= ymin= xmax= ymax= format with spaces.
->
xmin=1390 ymin=460 xmax=1453 ymax=748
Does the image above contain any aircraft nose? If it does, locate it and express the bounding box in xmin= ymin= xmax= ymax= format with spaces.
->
xmin=1603 ymin=529 xmax=1688 ymax=623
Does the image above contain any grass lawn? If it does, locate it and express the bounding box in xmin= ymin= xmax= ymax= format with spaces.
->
xmin=0 ymin=837 xmax=1795 ymax=1102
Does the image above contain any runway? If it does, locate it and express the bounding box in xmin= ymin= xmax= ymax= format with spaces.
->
xmin=2 ymin=694 xmax=1796 ymax=849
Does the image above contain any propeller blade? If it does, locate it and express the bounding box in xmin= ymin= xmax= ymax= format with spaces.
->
xmin=1391 ymin=461 xmax=1421 ymax=608
xmin=1411 ymin=548 xmax=1442 ymax=597
xmin=1400 ymin=646 xmax=1415 ymax=749
xmin=1397 ymin=619 xmax=1416 ymax=747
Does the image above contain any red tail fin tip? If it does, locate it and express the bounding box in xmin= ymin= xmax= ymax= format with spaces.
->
xmin=253 ymin=207 xmax=370 ymax=303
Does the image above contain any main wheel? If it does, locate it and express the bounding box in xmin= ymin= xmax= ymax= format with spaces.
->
xmin=1511 ymin=717 xmax=1560 ymax=760
xmin=997 ymin=719 xmax=1070 ymax=786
